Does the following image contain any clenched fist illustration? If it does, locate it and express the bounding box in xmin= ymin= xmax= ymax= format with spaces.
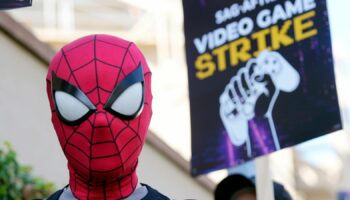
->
xmin=219 ymin=50 xmax=300 ymax=155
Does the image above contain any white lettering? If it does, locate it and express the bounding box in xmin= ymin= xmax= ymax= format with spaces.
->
xmin=272 ymin=4 xmax=288 ymax=24
xmin=208 ymin=33 xmax=215 ymax=50
xmin=193 ymin=17 xmax=254 ymax=53
xmin=257 ymin=9 xmax=271 ymax=28
xmin=230 ymin=4 xmax=240 ymax=18
xmin=215 ymin=10 xmax=224 ymax=25
xmin=214 ymin=0 xmax=277 ymax=24
xmin=193 ymin=36 xmax=208 ymax=54
xmin=285 ymin=0 xmax=303 ymax=18
xmin=241 ymin=0 xmax=254 ymax=13
xmin=226 ymin=22 xmax=239 ymax=41
xmin=238 ymin=17 xmax=254 ymax=36
xmin=303 ymin=0 xmax=316 ymax=11
xmin=256 ymin=0 xmax=317 ymax=28
xmin=214 ymin=28 xmax=227 ymax=47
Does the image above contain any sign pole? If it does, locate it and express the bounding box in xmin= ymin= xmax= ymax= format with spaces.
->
xmin=256 ymin=156 xmax=274 ymax=200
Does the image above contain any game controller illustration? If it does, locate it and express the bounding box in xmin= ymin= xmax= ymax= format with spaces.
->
xmin=219 ymin=50 xmax=300 ymax=157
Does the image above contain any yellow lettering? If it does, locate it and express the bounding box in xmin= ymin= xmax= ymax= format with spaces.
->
xmin=294 ymin=11 xmax=318 ymax=42
xmin=195 ymin=53 xmax=216 ymax=80
xmin=271 ymin=20 xmax=294 ymax=50
xmin=194 ymin=12 xmax=319 ymax=80
xmin=229 ymin=37 xmax=252 ymax=67
xmin=212 ymin=45 xmax=229 ymax=72
xmin=252 ymin=29 xmax=271 ymax=56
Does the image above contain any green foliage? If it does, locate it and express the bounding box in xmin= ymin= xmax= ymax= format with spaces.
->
xmin=0 ymin=142 xmax=56 ymax=200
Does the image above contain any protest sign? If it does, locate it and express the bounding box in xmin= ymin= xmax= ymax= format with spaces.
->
xmin=0 ymin=0 xmax=32 ymax=10
xmin=183 ymin=0 xmax=342 ymax=176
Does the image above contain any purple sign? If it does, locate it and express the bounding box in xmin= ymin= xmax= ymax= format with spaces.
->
xmin=338 ymin=191 xmax=350 ymax=200
xmin=183 ymin=0 xmax=342 ymax=176
xmin=0 ymin=0 xmax=32 ymax=10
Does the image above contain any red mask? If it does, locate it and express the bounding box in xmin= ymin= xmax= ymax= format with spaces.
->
xmin=46 ymin=35 xmax=152 ymax=199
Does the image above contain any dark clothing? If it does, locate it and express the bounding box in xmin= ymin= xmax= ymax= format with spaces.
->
xmin=140 ymin=184 xmax=170 ymax=200
xmin=215 ymin=174 xmax=292 ymax=200
xmin=45 ymin=184 xmax=170 ymax=200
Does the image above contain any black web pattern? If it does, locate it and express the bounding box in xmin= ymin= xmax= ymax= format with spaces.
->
xmin=48 ymin=35 xmax=151 ymax=199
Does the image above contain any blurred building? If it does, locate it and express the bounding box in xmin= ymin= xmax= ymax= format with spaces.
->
xmin=1 ymin=0 xmax=350 ymax=199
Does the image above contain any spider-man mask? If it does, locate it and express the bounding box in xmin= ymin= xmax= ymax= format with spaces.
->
xmin=46 ymin=35 xmax=152 ymax=200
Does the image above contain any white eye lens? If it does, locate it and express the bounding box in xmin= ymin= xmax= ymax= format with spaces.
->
xmin=55 ymin=91 xmax=89 ymax=122
xmin=110 ymin=82 xmax=143 ymax=116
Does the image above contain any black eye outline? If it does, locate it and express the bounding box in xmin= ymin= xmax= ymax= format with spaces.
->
xmin=104 ymin=63 xmax=145 ymax=120
xmin=51 ymin=72 xmax=96 ymax=125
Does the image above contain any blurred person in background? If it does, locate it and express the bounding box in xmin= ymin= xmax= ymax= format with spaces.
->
xmin=215 ymin=174 xmax=292 ymax=200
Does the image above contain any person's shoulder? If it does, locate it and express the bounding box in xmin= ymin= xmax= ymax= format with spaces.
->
xmin=141 ymin=184 xmax=170 ymax=200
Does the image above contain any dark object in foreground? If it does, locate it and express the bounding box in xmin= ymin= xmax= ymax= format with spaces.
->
xmin=215 ymin=174 xmax=292 ymax=200
xmin=0 ymin=0 xmax=32 ymax=10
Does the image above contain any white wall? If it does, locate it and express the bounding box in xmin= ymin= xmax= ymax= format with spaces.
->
xmin=0 ymin=30 xmax=69 ymax=187
xmin=138 ymin=143 xmax=213 ymax=200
